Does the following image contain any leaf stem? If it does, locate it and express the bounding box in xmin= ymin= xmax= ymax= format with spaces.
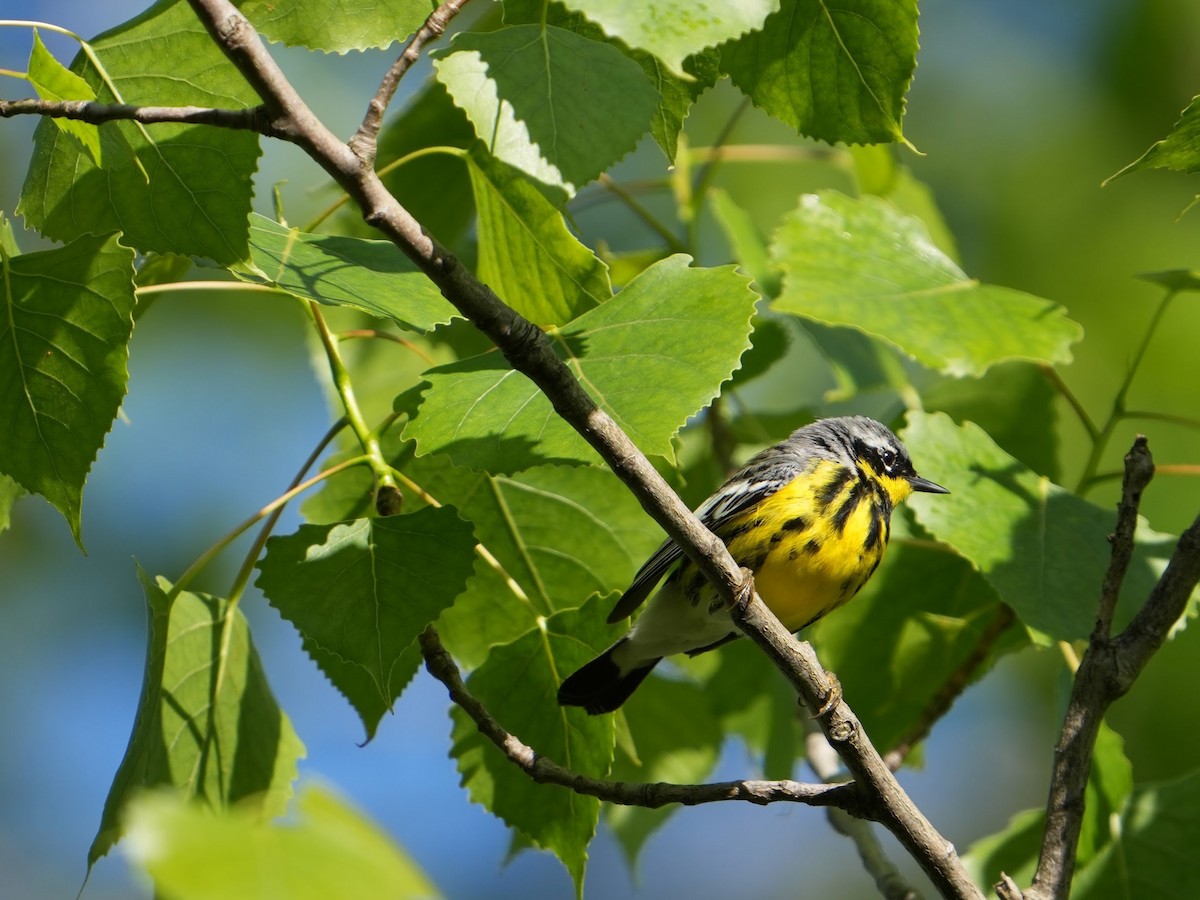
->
xmin=336 ymin=328 xmax=436 ymax=365
xmin=597 ymin=172 xmax=686 ymax=254
xmin=1038 ymin=364 xmax=1097 ymax=440
xmin=305 ymin=301 xmax=397 ymax=504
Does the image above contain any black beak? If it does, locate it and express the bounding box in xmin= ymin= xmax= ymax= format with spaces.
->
xmin=908 ymin=475 xmax=950 ymax=494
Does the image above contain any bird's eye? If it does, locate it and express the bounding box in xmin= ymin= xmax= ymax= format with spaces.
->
xmin=879 ymin=448 xmax=897 ymax=470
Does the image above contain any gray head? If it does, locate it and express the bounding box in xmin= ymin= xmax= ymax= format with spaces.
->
xmin=790 ymin=416 xmax=949 ymax=495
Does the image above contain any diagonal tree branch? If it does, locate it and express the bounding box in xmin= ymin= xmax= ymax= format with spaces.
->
xmin=0 ymin=97 xmax=273 ymax=131
xmin=418 ymin=626 xmax=861 ymax=812
xmin=182 ymin=2 xmax=981 ymax=895
xmin=1011 ymin=438 xmax=1200 ymax=900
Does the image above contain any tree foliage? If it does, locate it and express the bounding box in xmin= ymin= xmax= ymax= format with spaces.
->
xmin=2 ymin=1 xmax=1199 ymax=898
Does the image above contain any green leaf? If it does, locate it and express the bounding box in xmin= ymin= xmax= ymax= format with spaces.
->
xmin=1137 ymin=269 xmax=1200 ymax=294
xmin=26 ymin=30 xmax=103 ymax=166
xmin=902 ymin=412 xmax=1183 ymax=643
xmin=90 ymin=569 xmax=303 ymax=867
xmin=1107 ymin=94 xmax=1200 ymax=182
xmin=404 ymin=255 xmax=757 ymax=471
xmin=18 ymin=0 xmax=261 ymax=265
xmin=719 ymin=0 xmax=919 ymax=144
xmin=0 ymin=472 xmax=23 ymax=536
xmin=433 ymin=25 xmax=659 ymax=193
xmin=710 ymin=188 xmax=781 ymax=298
xmin=241 ymin=0 xmax=431 ymax=52
xmin=0 ymin=232 xmax=135 ymax=546
xmin=810 ymin=540 xmax=1020 ymax=753
xmin=771 ymin=192 xmax=1083 ymax=377
xmin=451 ymin=595 xmax=623 ymax=894
xmin=561 ymin=0 xmax=776 ymax=75
xmin=466 ymin=148 xmax=611 ymax=325
xmin=1073 ymin=767 xmax=1200 ymax=899
xmin=965 ymin=722 xmax=1133 ymax=890
xmin=236 ymin=214 xmax=455 ymax=332
xmin=501 ymin=0 xmax=721 ymax=162
xmin=256 ymin=509 xmax=477 ymax=715
xmin=607 ymin=677 xmax=721 ymax=867
xmin=124 ymin=784 xmax=440 ymax=900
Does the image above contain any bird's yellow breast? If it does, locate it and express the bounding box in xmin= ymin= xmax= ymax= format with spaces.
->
xmin=720 ymin=459 xmax=901 ymax=632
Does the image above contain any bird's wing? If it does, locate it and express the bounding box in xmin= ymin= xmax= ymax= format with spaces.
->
xmin=606 ymin=459 xmax=802 ymax=623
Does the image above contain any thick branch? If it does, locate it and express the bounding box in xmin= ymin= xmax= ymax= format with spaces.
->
xmin=1023 ymin=439 xmax=1200 ymax=900
xmin=349 ymin=0 xmax=473 ymax=162
xmin=0 ymin=97 xmax=273 ymax=131
xmin=418 ymin=627 xmax=860 ymax=812
xmin=733 ymin=588 xmax=983 ymax=899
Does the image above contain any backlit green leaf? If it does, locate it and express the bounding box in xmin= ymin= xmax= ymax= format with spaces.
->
xmin=256 ymin=509 xmax=477 ymax=715
xmin=433 ymin=25 xmax=658 ymax=193
xmin=19 ymin=0 xmax=261 ymax=264
xmin=404 ymin=255 xmax=757 ymax=471
xmin=236 ymin=214 xmax=455 ymax=332
xmin=466 ymin=148 xmax=611 ymax=325
xmin=89 ymin=569 xmax=303 ymax=867
xmin=451 ymin=596 xmax=623 ymax=894
xmin=0 ymin=473 xmax=23 ymax=536
xmin=124 ymin=785 xmax=440 ymax=900
xmin=0 ymin=232 xmax=135 ymax=546
xmin=26 ymin=30 xmax=103 ymax=166
xmin=1107 ymin=94 xmax=1200 ymax=182
xmin=902 ymin=412 xmax=1185 ymax=643
xmin=720 ymin=0 xmax=918 ymax=144
xmin=772 ymin=193 xmax=1082 ymax=377
xmin=241 ymin=0 xmax=431 ymax=52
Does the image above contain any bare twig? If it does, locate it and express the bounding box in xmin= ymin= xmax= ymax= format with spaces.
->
xmin=418 ymin=627 xmax=861 ymax=812
xmin=1023 ymin=439 xmax=1200 ymax=900
xmin=348 ymin=0 xmax=472 ymax=164
xmin=0 ymin=97 xmax=273 ymax=131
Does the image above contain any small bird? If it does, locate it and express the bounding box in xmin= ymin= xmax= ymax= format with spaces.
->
xmin=558 ymin=416 xmax=948 ymax=714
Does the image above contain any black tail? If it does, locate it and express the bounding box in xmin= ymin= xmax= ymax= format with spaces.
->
xmin=557 ymin=639 xmax=660 ymax=715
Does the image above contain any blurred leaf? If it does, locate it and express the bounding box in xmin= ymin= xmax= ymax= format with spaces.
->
xmin=720 ymin=0 xmax=918 ymax=144
xmin=0 ymin=232 xmax=135 ymax=546
xmin=432 ymin=26 xmax=658 ymax=193
xmin=710 ymin=188 xmax=781 ymax=297
xmin=90 ymin=569 xmax=303 ymax=867
xmin=903 ymin=412 xmax=1185 ymax=644
xmin=964 ymin=722 xmax=1132 ymax=891
xmin=809 ymin=540 xmax=1020 ymax=753
xmin=241 ymin=0 xmax=430 ymax=52
xmin=922 ymin=361 xmax=1061 ymax=481
xmin=0 ymin=473 xmax=23 ymax=535
xmin=256 ymin=509 xmax=477 ymax=717
xmin=560 ymin=0 xmax=775 ymax=75
xmin=597 ymin=247 xmax=671 ymax=288
xmin=1137 ymin=269 xmax=1200 ymax=293
xmin=26 ymin=30 xmax=103 ymax=166
xmin=451 ymin=596 xmax=623 ymax=894
xmin=502 ymin=0 xmax=721 ymax=162
xmin=1107 ymin=94 xmax=1200 ymax=182
xmin=19 ymin=1 xmax=260 ymax=264
xmin=772 ymin=192 xmax=1083 ymax=377
xmin=730 ymin=318 xmax=790 ymax=388
xmin=466 ymin=148 xmax=611 ymax=325
xmin=124 ymin=785 xmax=439 ymax=900
xmin=801 ymin=321 xmax=899 ymax=401
xmin=1073 ymin=767 xmax=1200 ymax=899
xmin=235 ymin=214 xmax=455 ymax=332
xmin=607 ymin=677 xmax=721 ymax=868
xmin=405 ymin=255 xmax=757 ymax=471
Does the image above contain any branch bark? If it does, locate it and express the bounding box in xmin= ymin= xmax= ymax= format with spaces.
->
xmin=1017 ymin=438 xmax=1200 ymax=899
xmin=0 ymin=97 xmax=272 ymax=131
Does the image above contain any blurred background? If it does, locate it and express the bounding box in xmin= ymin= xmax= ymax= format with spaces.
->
xmin=1 ymin=0 xmax=1198 ymax=897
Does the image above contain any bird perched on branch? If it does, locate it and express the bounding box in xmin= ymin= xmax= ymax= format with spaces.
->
xmin=558 ymin=416 xmax=948 ymax=714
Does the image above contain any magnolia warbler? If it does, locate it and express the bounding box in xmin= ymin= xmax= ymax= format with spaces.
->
xmin=558 ymin=416 xmax=948 ymax=714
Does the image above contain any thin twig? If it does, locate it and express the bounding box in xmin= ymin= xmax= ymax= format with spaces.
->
xmin=597 ymin=172 xmax=687 ymax=253
xmin=0 ymin=97 xmax=273 ymax=131
xmin=1038 ymin=364 xmax=1097 ymax=441
xmin=348 ymin=0 xmax=473 ymax=165
xmin=418 ymin=626 xmax=862 ymax=812
xmin=1094 ymin=437 xmax=1154 ymax=637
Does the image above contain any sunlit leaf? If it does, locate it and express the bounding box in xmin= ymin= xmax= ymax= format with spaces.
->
xmin=124 ymin=785 xmax=440 ymax=900
xmin=1107 ymin=94 xmax=1200 ymax=182
xmin=404 ymin=255 xmax=757 ymax=471
xmin=241 ymin=0 xmax=431 ymax=52
xmin=236 ymin=214 xmax=455 ymax=332
xmin=19 ymin=1 xmax=261 ymax=264
xmin=772 ymin=193 xmax=1082 ymax=377
xmin=0 ymin=232 xmax=135 ymax=546
xmin=90 ymin=569 xmax=303 ymax=867
xmin=433 ymin=25 xmax=658 ymax=193
xmin=26 ymin=30 xmax=104 ymax=166
xmin=720 ymin=0 xmax=918 ymax=144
